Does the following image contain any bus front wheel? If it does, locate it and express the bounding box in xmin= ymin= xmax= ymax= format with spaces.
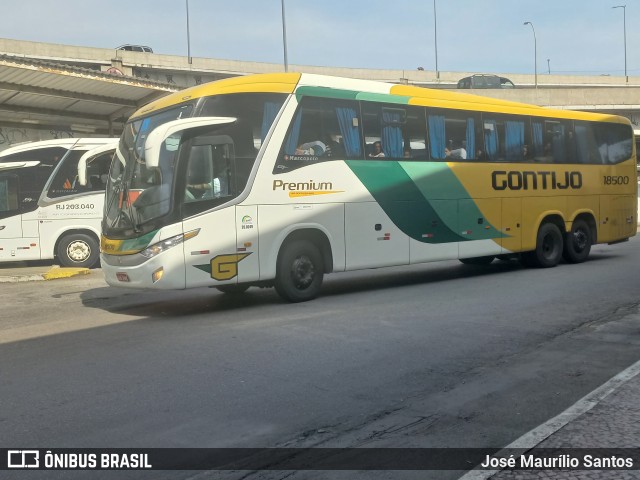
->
xmin=521 ymin=222 xmax=564 ymax=268
xmin=275 ymin=240 xmax=324 ymax=303
xmin=562 ymin=219 xmax=592 ymax=264
xmin=57 ymin=233 xmax=100 ymax=269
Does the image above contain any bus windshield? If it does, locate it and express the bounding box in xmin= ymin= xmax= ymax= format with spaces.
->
xmin=103 ymin=93 xmax=287 ymax=239
xmin=104 ymin=104 xmax=193 ymax=237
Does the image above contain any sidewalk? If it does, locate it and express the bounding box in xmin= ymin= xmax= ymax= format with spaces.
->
xmin=463 ymin=356 xmax=640 ymax=479
xmin=0 ymin=261 xmax=91 ymax=282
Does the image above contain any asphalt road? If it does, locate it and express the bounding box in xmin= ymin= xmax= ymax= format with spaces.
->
xmin=1 ymin=237 xmax=640 ymax=480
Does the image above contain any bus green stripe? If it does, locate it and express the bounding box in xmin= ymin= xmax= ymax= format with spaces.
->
xmin=346 ymin=161 xmax=504 ymax=243
xmin=121 ymin=230 xmax=158 ymax=252
xmin=346 ymin=160 xmax=465 ymax=243
xmin=355 ymin=93 xmax=411 ymax=104
xmin=295 ymin=87 xmax=411 ymax=105
xmin=400 ymin=162 xmax=503 ymax=240
xmin=295 ymin=87 xmax=359 ymax=101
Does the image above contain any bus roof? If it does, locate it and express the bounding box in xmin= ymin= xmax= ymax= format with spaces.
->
xmin=130 ymin=72 xmax=630 ymax=126
xmin=0 ymin=138 xmax=118 ymax=157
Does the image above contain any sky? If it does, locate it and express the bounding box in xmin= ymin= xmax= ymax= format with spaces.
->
xmin=2 ymin=0 xmax=637 ymax=76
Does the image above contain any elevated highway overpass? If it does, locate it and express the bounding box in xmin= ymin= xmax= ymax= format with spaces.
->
xmin=1 ymin=37 xmax=640 ymax=146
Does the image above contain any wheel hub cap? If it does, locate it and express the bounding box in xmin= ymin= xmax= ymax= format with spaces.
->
xmin=67 ymin=240 xmax=90 ymax=262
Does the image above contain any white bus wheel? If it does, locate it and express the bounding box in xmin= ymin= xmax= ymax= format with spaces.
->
xmin=275 ymin=240 xmax=324 ymax=303
xmin=57 ymin=233 xmax=100 ymax=269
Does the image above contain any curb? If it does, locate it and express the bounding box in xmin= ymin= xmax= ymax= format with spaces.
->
xmin=0 ymin=266 xmax=90 ymax=283
xmin=0 ymin=274 xmax=46 ymax=283
xmin=42 ymin=267 xmax=91 ymax=280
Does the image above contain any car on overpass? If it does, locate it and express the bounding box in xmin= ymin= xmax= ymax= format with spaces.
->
xmin=116 ymin=44 xmax=153 ymax=53
xmin=457 ymin=74 xmax=515 ymax=89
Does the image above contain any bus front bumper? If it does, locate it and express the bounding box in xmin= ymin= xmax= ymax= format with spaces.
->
xmin=101 ymin=252 xmax=186 ymax=290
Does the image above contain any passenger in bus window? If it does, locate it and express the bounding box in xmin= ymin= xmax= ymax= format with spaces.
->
xmin=368 ymin=141 xmax=385 ymax=158
xmin=445 ymin=141 xmax=467 ymax=160
xmin=535 ymin=142 xmax=553 ymax=163
xmin=403 ymin=148 xmax=412 ymax=158
xmin=295 ymin=140 xmax=328 ymax=157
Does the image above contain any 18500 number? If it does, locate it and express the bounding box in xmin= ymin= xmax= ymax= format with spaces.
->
xmin=603 ymin=175 xmax=629 ymax=185
xmin=55 ymin=204 xmax=95 ymax=210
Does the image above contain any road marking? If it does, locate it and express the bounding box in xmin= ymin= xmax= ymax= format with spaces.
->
xmin=459 ymin=349 xmax=640 ymax=480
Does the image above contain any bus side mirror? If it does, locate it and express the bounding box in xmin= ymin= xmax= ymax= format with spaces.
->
xmin=144 ymin=116 xmax=237 ymax=169
xmin=77 ymin=142 xmax=118 ymax=186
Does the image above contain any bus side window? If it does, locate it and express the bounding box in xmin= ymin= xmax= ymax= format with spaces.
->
xmin=427 ymin=108 xmax=480 ymax=161
xmin=47 ymin=150 xmax=87 ymax=198
xmin=0 ymin=175 xmax=19 ymax=215
xmin=593 ymin=122 xmax=633 ymax=164
xmin=86 ymin=151 xmax=114 ymax=192
xmin=276 ymin=97 xmax=362 ymax=172
xmin=362 ymin=103 xmax=427 ymax=160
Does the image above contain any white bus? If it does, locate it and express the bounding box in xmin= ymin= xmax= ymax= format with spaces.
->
xmin=0 ymin=138 xmax=117 ymax=267
xmin=99 ymin=73 xmax=637 ymax=302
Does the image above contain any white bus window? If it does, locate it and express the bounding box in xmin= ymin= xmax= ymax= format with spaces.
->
xmin=85 ymin=151 xmax=114 ymax=192
xmin=182 ymin=134 xmax=236 ymax=217
xmin=47 ymin=150 xmax=87 ymax=198
xmin=278 ymin=97 xmax=362 ymax=171
xmin=0 ymin=175 xmax=19 ymax=215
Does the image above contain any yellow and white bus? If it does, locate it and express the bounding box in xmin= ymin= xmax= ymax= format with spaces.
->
xmin=1 ymin=138 xmax=117 ymax=268
xmin=99 ymin=73 xmax=637 ymax=302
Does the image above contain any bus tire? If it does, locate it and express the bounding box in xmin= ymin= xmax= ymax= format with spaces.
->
xmin=522 ymin=222 xmax=564 ymax=268
xmin=459 ymin=255 xmax=495 ymax=265
xmin=57 ymin=233 xmax=100 ymax=269
xmin=562 ymin=219 xmax=592 ymax=264
xmin=216 ymin=284 xmax=250 ymax=294
xmin=275 ymin=240 xmax=324 ymax=303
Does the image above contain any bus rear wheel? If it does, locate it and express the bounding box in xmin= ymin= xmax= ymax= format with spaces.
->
xmin=275 ymin=240 xmax=324 ymax=303
xmin=521 ymin=222 xmax=564 ymax=268
xmin=562 ymin=219 xmax=592 ymax=264
xmin=57 ymin=233 xmax=100 ymax=269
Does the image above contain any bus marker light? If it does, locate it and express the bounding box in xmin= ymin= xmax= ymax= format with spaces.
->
xmin=244 ymin=242 xmax=252 ymax=247
xmin=422 ymin=233 xmax=434 ymax=238
xmin=30 ymin=243 xmax=36 ymax=247
xmin=191 ymin=250 xmax=210 ymax=255
xmin=116 ymin=272 xmax=130 ymax=282
xmin=237 ymin=247 xmax=247 ymax=252
xmin=152 ymin=267 xmax=164 ymax=283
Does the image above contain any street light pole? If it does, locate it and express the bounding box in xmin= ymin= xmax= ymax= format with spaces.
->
xmin=434 ymin=0 xmax=439 ymax=79
xmin=612 ymin=5 xmax=627 ymax=82
xmin=523 ymin=21 xmax=537 ymax=88
xmin=186 ymin=0 xmax=192 ymax=64
xmin=281 ymin=0 xmax=289 ymax=72
xmin=547 ymin=58 xmax=550 ymax=74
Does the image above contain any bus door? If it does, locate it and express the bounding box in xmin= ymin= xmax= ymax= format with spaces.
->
xmin=0 ymin=169 xmax=41 ymax=261
xmin=180 ymin=133 xmax=258 ymax=288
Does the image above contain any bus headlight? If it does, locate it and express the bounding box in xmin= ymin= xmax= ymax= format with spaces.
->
xmin=140 ymin=229 xmax=200 ymax=259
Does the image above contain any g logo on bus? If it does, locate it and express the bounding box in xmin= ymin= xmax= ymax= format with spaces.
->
xmin=195 ymin=253 xmax=252 ymax=280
